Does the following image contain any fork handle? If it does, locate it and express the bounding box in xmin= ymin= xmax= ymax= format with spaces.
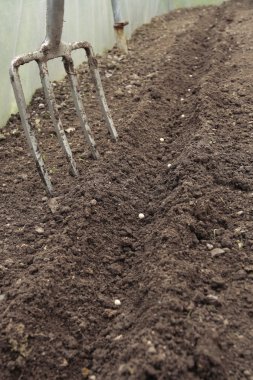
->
xmin=44 ymin=0 xmax=64 ymax=49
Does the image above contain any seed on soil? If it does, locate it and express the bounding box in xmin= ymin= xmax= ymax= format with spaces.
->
xmin=65 ymin=127 xmax=76 ymax=134
xmin=167 ymin=163 xmax=172 ymax=168
xmin=114 ymin=299 xmax=121 ymax=306
xmin=114 ymin=335 xmax=123 ymax=341
xmin=138 ymin=213 xmax=145 ymax=219
xmin=160 ymin=138 xmax=164 ymax=142
xmin=180 ymin=97 xmax=184 ymax=101
xmin=238 ymin=241 xmax=243 ymax=249
xmin=181 ymin=114 xmax=185 ymax=118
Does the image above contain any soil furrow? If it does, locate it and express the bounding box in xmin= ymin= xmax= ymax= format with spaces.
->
xmin=1 ymin=1 xmax=253 ymax=379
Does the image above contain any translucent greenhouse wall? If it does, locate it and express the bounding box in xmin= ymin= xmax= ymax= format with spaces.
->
xmin=0 ymin=0 xmax=169 ymax=128
xmin=0 ymin=0 xmax=223 ymax=128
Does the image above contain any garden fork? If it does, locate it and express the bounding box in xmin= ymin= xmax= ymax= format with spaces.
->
xmin=10 ymin=0 xmax=118 ymax=195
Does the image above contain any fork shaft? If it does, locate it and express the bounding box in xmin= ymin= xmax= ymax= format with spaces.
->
xmin=38 ymin=61 xmax=78 ymax=176
xmin=111 ymin=0 xmax=122 ymax=24
xmin=44 ymin=0 xmax=65 ymax=49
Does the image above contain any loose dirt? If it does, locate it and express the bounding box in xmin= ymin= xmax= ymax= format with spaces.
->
xmin=1 ymin=1 xmax=253 ymax=379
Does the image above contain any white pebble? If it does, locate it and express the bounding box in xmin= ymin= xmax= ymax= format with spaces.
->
xmin=138 ymin=213 xmax=145 ymax=219
xmin=38 ymin=103 xmax=45 ymax=109
xmin=167 ymin=163 xmax=172 ymax=168
xmin=114 ymin=299 xmax=121 ymax=306
xmin=180 ymin=97 xmax=184 ymax=101
xmin=35 ymin=226 xmax=44 ymax=234
xmin=160 ymin=138 xmax=164 ymax=142
xmin=181 ymin=114 xmax=185 ymax=118
xmin=187 ymin=88 xmax=191 ymax=92
xmin=189 ymin=74 xmax=193 ymax=77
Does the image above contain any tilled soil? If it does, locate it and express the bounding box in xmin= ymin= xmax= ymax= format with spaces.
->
xmin=1 ymin=1 xmax=253 ymax=379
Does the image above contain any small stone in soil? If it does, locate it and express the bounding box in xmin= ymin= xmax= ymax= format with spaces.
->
xmin=17 ymin=173 xmax=28 ymax=181
xmin=210 ymin=277 xmax=226 ymax=290
xmin=167 ymin=163 xmax=172 ymax=168
xmin=205 ymin=294 xmax=222 ymax=306
xmin=48 ymin=198 xmax=59 ymax=214
xmin=244 ymin=265 xmax=253 ymax=273
xmin=114 ymin=89 xmax=124 ymax=98
xmin=160 ymin=138 xmax=164 ymax=142
xmin=210 ymin=248 xmax=225 ymax=258
xmin=35 ymin=226 xmax=44 ymax=234
xmin=90 ymin=199 xmax=97 ymax=206
xmin=138 ymin=213 xmax=145 ymax=219
xmin=114 ymin=299 xmax=121 ymax=306
xmin=233 ymin=269 xmax=247 ymax=280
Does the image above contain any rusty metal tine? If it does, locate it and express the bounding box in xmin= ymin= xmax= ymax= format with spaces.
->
xmin=63 ymin=56 xmax=100 ymax=159
xmin=84 ymin=46 xmax=118 ymax=141
xmin=10 ymin=65 xmax=53 ymax=195
xmin=38 ymin=61 xmax=79 ymax=176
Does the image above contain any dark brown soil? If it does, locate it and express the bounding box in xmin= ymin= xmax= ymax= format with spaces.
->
xmin=1 ymin=1 xmax=253 ymax=379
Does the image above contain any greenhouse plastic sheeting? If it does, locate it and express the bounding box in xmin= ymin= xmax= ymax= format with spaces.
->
xmin=0 ymin=0 xmax=223 ymax=127
xmin=0 ymin=0 xmax=169 ymax=127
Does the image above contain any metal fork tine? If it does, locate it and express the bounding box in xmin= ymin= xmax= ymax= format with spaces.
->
xmin=63 ymin=56 xmax=100 ymax=159
xmin=10 ymin=65 xmax=53 ymax=195
xmin=38 ymin=61 xmax=79 ymax=176
xmin=10 ymin=0 xmax=118 ymax=194
xmin=84 ymin=46 xmax=118 ymax=141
